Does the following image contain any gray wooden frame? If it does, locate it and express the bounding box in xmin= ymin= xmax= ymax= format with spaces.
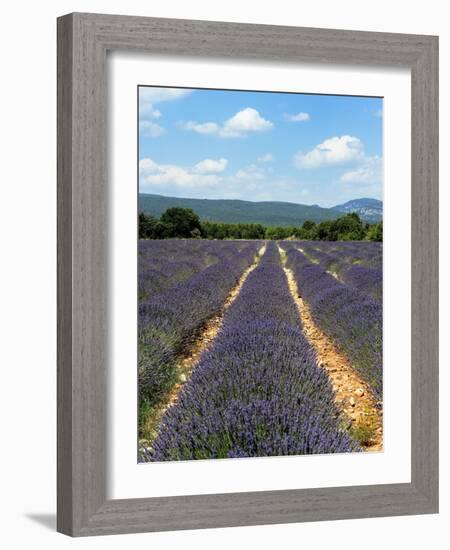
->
xmin=57 ymin=12 xmax=439 ymax=537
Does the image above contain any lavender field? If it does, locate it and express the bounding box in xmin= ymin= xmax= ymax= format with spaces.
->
xmin=138 ymin=239 xmax=383 ymax=461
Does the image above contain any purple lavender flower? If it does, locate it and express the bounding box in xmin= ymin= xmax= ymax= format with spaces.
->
xmin=150 ymin=242 xmax=358 ymax=461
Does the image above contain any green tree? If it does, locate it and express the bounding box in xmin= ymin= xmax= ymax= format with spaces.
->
xmin=140 ymin=206 xmax=380 ymax=242
xmin=302 ymin=220 xmax=316 ymax=231
xmin=153 ymin=221 xmax=174 ymax=239
xmin=366 ymin=221 xmax=383 ymax=242
xmin=331 ymin=213 xmax=365 ymax=240
xmin=160 ymin=207 xmax=202 ymax=238
xmin=292 ymin=226 xmax=308 ymax=239
xmin=265 ymin=226 xmax=292 ymax=240
xmin=315 ymin=220 xmax=334 ymax=240
xmin=139 ymin=212 xmax=158 ymax=239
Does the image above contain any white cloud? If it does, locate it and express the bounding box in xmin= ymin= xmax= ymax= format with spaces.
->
xmin=294 ymin=135 xmax=364 ymax=169
xmin=183 ymin=121 xmax=220 ymax=135
xmin=139 ymin=157 xmax=226 ymax=189
xmin=139 ymin=155 xmax=277 ymax=198
xmin=235 ymin=164 xmax=266 ymax=181
xmin=139 ymin=87 xmax=191 ymax=116
xmin=139 ymin=120 xmax=165 ymax=138
xmin=139 ymin=158 xmax=160 ymax=172
xmin=284 ymin=112 xmax=310 ymax=122
xmin=140 ymin=106 xmax=161 ymax=119
xmin=340 ymin=155 xmax=382 ymax=184
xmin=192 ymin=158 xmax=228 ymax=174
xmin=257 ymin=153 xmax=274 ymax=163
xmin=181 ymin=108 xmax=273 ymax=138
xmin=294 ymin=135 xmax=382 ymax=188
xmin=139 ymin=88 xmax=192 ymax=137
xmin=375 ymin=108 xmax=383 ymax=117
xmin=139 ymin=157 xmax=327 ymax=204
xmin=222 ymin=108 xmax=273 ymax=137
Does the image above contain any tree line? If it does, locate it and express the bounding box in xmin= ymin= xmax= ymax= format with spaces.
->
xmin=139 ymin=207 xmax=383 ymax=242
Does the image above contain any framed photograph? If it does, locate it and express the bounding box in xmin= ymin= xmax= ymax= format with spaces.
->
xmin=57 ymin=13 xmax=438 ymax=536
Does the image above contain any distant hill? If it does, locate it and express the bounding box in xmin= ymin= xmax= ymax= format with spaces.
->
xmin=139 ymin=193 xmax=382 ymax=226
xmin=332 ymin=198 xmax=382 ymax=222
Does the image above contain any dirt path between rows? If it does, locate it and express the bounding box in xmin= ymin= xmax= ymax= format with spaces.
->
xmin=278 ymin=246 xmax=383 ymax=452
xmin=326 ymin=270 xmax=342 ymax=282
xmin=139 ymin=244 xmax=266 ymax=451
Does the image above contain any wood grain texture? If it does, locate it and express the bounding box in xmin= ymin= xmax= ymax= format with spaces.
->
xmin=410 ymin=36 xmax=439 ymax=506
xmin=57 ymin=12 xmax=439 ymax=537
xmin=57 ymin=13 xmax=74 ymax=535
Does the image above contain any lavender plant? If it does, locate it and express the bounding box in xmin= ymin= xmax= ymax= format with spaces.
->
xmin=282 ymin=246 xmax=382 ymax=398
xmin=284 ymin=241 xmax=382 ymax=303
xmin=339 ymin=264 xmax=382 ymax=302
xmin=150 ymin=242 xmax=358 ymax=461
xmin=139 ymin=241 xmax=260 ymax=409
xmin=138 ymin=239 xmax=252 ymax=300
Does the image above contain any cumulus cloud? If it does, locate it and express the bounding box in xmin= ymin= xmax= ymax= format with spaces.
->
xmin=182 ymin=121 xmax=220 ymax=135
xmin=139 ymin=158 xmax=159 ymax=172
xmin=223 ymin=108 xmax=273 ymax=137
xmin=284 ymin=112 xmax=310 ymax=122
xmin=181 ymin=108 xmax=273 ymax=138
xmin=139 ymin=87 xmax=192 ymax=137
xmin=139 ymin=154 xmax=280 ymax=200
xmin=139 ymin=120 xmax=165 ymax=138
xmin=139 ymin=156 xmax=324 ymax=204
xmin=340 ymin=155 xmax=382 ymax=184
xmin=294 ymin=135 xmax=382 ymax=189
xmin=139 ymin=87 xmax=191 ymax=115
xmin=141 ymin=106 xmax=161 ymax=119
xmin=294 ymin=135 xmax=364 ymax=169
xmin=235 ymin=164 xmax=266 ymax=181
xmin=192 ymin=158 xmax=228 ymax=174
xmin=257 ymin=153 xmax=274 ymax=163
xmin=139 ymin=157 xmax=226 ymax=189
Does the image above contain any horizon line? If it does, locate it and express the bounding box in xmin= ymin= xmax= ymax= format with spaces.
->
xmin=138 ymin=192 xmax=382 ymax=209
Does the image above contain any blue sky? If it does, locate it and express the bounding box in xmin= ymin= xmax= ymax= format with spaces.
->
xmin=138 ymin=86 xmax=383 ymax=207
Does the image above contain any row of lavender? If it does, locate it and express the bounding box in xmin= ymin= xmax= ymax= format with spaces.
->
xmin=281 ymin=243 xmax=382 ymax=399
xmin=139 ymin=239 xmax=251 ymax=300
xmin=139 ymin=241 xmax=260 ymax=416
xmin=306 ymin=240 xmax=382 ymax=265
xmin=148 ymin=242 xmax=358 ymax=461
xmin=296 ymin=241 xmax=382 ymax=303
